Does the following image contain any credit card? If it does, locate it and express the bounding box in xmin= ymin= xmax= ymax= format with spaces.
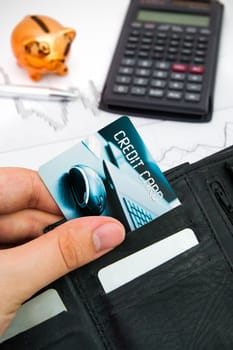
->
xmin=98 ymin=228 xmax=198 ymax=293
xmin=39 ymin=116 xmax=180 ymax=231
xmin=0 ymin=289 xmax=67 ymax=343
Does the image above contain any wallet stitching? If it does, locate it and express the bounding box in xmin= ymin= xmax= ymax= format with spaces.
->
xmin=205 ymin=178 xmax=233 ymax=271
xmin=169 ymin=170 xmax=233 ymax=267
xmin=74 ymin=277 xmax=113 ymax=350
xmin=185 ymin=175 xmax=233 ymax=272
xmin=206 ymin=178 xmax=233 ymax=234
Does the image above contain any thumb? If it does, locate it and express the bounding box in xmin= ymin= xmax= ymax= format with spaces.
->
xmin=0 ymin=216 xmax=125 ymax=304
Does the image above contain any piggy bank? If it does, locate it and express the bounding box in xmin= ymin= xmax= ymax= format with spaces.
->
xmin=11 ymin=15 xmax=76 ymax=81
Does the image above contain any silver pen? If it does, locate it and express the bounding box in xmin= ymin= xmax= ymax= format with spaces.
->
xmin=0 ymin=84 xmax=79 ymax=101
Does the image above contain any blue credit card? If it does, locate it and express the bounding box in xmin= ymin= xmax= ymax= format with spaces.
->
xmin=39 ymin=116 xmax=180 ymax=231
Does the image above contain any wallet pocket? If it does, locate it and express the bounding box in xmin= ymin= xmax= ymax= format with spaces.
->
xmin=95 ymin=225 xmax=232 ymax=349
xmin=1 ymin=281 xmax=104 ymax=350
xmin=1 ymin=310 xmax=77 ymax=350
xmin=103 ymin=250 xmax=233 ymax=350
xmin=104 ymin=236 xmax=215 ymax=312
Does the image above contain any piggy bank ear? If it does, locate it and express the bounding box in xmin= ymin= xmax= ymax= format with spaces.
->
xmin=62 ymin=28 xmax=76 ymax=42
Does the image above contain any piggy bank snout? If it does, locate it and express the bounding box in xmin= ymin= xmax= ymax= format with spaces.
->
xmin=48 ymin=58 xmax=67 ymax=72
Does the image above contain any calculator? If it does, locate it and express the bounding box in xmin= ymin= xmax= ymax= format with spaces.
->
xmin=99 ymin=0 xmax=224 ymax=122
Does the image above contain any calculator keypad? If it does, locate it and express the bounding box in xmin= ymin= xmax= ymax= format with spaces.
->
xmin=113 ymin=22 xmax=210 ymax=105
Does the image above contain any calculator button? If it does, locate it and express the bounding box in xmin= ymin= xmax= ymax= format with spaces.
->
xmin=124 ymin=49 xmax=136 ymax=57
xmin=151 ymin=79 xmax=166 ymax=88
xmin=189 ymin=65 xmax=204 ymax=74
xmin=186 ymin=27 xmax=197 ymax=34
xmin=142 ymin=37 xmax=153 ymax=44
xmin=195 ymin=50 xmax=206 ymax=57
xmin=194 ymin=57 xmax=205 ymax=64
xmin=184 ymin=35 xmax=195 ymax=42
xmin=155 ymin=39 xmax=166 ymax=46
xmin=131 ymin=29 xmax=141 ymax=36
xmin=185 ymin=93 xmax=201 ymax=102
xmin=119 ymin=67 xmax=134 ymax=75
xmin=113 ymin=85 xmax=129 ymax=94
xmin=128 ymin=36 xmax=140 ymax=43
xmin=172 ymin=63 xmax=187 ymax=72
xmin=152 ymin=52 xmax=163 ymax=59
xmin=171 ymin=26 xmax=183 ymax=33
xmin=168 ymin=47 xmax=178 ymax=54
xmin=198 ymin=36 xmax=209 ymax=43
xmin=149 ymin=89 xmax=164 ymax=98
xmin=138 ymin=51 xmax=150 ymax=58
xmin=141 ymin=44 xmax=151 ymax=51
xmin=183 ymin=41 xmax=193 ymax=49
xmin=116 ymin=76 xmax=132 ymax=84
xmin=186 ymin=83 xmax=202 ymax=92
xmin=135 ymin=68 xmax=151 ymax=76
xmin=167 ymin=54 xmax=177 ymax=61
xmin=154 ymin=45 xmax=165 ymax=52
xmin=169 ymin=81 xmax=184 ymax=90
xmin=181 ymin=49 xmax=192 ymax=56
xmin=138 ymin=59 xmax=153 ymax=68
xmin=171 ymin=33 xmax=181 ymax=40
xmin=171 ymin=72 xmax=186 ymax=81
xmin=167 ymin=91 xmax=183 ymax=100
xmin=133 ymin=77 xmax=149 ymax=86
xmin=199 ymin=28 xmax=211 ymax=36
xmin=180 ymin=56 xmax=192 ymax=63
xmin=144 ymin=30 xmax=154 ymax=38
xmin=153 ymin=70 xmax=168 ymax=79
xmin=131 ymin=22 xmax=143 ymax=29
xmin=144 ymin=23 xmax=156 ymax=30
xmin=156 ymin=32 xmax=167 ymax=39
xmin=121 ymin=58 xmax=136 ymax=66
xmin=131 ymin=86 xmax=146 ymax=95
xmin=188 ymin=74 xmax=203 ymax=83
xmin=157 ymin=24 xmax=170 ymax=31
xmin=155 ymin=61 xmax=170 ymax=70
xmin=197 ymin=43 xmax=208 ymax=50
xmin=170 ymin=40 xmax=180 ymax=47
xmin=126 ymin=43 xmax=137 ymax=50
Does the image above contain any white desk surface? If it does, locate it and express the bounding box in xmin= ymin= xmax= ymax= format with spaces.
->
xmin=0 ymin=0 xmax=232 ymax=172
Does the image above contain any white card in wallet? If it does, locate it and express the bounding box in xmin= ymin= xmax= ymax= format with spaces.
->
xmin=98 ymin=228 xmax=198 ymax=293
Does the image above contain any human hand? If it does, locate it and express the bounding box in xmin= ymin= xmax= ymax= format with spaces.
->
xmin=0 ymin=167 xmax=125 ymax=336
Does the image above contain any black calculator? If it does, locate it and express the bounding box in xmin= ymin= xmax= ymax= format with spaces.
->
xmin=99 ymin=0 xmax=224 ymax=122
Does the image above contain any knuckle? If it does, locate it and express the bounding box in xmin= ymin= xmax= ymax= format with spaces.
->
xmin=28 ymin=170 xmax=40 ymax=208
xmin=57 ymin=227 xmax=84 ymax=271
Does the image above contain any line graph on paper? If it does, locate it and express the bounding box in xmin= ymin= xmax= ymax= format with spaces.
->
xmin=0 ymin=65 xmax=155 ymax=154
xmin=0 ymin=62 xmax=232 ymax=170
xmin=146 ymin=119 xmax=233 ymax=170
xmin=0 ymin=65 xmax=120 ymax=153
xmin=0 ymin=66 xmax=102 ymax=130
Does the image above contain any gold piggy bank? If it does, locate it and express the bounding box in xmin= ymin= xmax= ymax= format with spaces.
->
xmin=11 ymin=15 xmax=76 ymax=81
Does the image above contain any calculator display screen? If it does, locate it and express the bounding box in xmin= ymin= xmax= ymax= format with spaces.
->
xmin=137 ymin=10 xmax=210 ymax=27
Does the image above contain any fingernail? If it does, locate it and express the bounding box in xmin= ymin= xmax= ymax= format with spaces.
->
xmin=93 ymin=222 xmax=125 ymax=252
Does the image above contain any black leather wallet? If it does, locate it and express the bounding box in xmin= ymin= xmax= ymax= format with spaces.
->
xmin=3 ymin=145 xmax=233 ymax=349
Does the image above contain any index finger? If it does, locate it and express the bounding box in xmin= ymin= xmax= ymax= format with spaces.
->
xmin=0 ymin=167 xmax=61 ymax=215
